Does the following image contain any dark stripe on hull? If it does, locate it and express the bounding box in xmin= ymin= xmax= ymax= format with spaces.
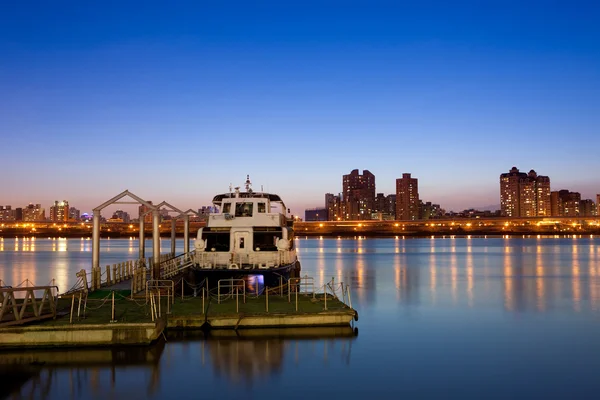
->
xmin=191 ymin=262 xmax=299 ymax=287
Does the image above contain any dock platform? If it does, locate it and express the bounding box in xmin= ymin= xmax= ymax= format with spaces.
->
xmin=0 ymin=285 xmax=358 ymax=349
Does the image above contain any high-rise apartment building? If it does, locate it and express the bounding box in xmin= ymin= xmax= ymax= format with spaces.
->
xmin=342 ymin=169 xmax=375 ymax=220
xmin=50 ymin=200 xmax=69 ymax=222
xmin=325 ymin=193 xmax=342 ymax=221
xmin=551 ymin=190 xmax=581 ymax=216
xmin=597 ymin=194 xmax=600 ymax=216
xmin=69 ymin=207 xmax=81 ymax=221
xmin=139 ymin=201 xmax=154 ymax=223
xmin=396 ymin=173 xmax=419 ymax=220
xmin=500 ymin=167 xmax=550 ymax=217
xmin=580 ymin=199 xmax=596 ymax=216
xmin=0 ymin=206 xmax=16 ymax=222
xmin=23 ymin=203 xmax=45 ymax=221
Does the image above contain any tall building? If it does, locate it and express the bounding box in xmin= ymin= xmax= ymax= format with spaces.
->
xmin=597 ymin=194 xmax=600 ymax=217
xmin=551 ymin=190 xmax=581 ymax=216
xmin=386 ymin=194 xmax=396 ymax=218
xmin=50 ymin=200 xmax=69 ymax=222
xmin=342 ymin=169 xmax=375 ymax=220
xmin=419 ymin=201 xmax=443 ymax=220
xmin=23 ymin=203 xmax=45 ymax=221
xmin=69 ymin=207 xmax=81 ymax=221
xmin=139 ymin=201 xmax=154 ymax=223
xmin=325 ymin=193 xmax=342 ymax=221
xmin=0 ymin=206 xmax=16 ymax=222
xmin=580 ymin=199 xmax=596 ymax=216
xmin=396 ymin=173 xmax=419 ymax=220
xmin=500 ymin=167 xmax=550 ymax=217
xmin=114 ymin=209 xmax=131 ymax=223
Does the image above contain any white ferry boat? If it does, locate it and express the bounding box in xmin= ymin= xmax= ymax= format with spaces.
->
xmin=193 ymin=176 xmax=301 ymax=287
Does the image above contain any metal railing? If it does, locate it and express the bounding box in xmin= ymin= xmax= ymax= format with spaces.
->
xmin=0 ymin=286 xmax=59 ymax=327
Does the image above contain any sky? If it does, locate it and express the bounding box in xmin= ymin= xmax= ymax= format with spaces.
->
xmin=1 ymin=0 xmax=599 ymax=216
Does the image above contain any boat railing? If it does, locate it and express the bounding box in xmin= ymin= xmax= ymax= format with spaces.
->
xmin=194 ymin=250 xmax=297 ymax=270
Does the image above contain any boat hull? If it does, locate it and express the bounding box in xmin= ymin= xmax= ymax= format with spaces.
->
xmin=190 ymin=261 xmax=301 ymax=289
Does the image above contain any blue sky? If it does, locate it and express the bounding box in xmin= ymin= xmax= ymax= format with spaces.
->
xmin=1 ymin=1 xmax=599 ymax=216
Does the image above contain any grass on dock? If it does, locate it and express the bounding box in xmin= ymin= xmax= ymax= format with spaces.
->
xmin=173 ymin=292 xmax=349 ymax=316
xmin=10 ymin=291 xmax=351 ymax=328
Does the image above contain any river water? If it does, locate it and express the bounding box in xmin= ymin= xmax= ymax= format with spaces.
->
xmin=1 ymin=236 xmax=600 ymax=399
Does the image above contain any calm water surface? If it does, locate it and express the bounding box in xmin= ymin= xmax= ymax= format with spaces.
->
xmin=1 ymin=236 xmax=600 ymax=399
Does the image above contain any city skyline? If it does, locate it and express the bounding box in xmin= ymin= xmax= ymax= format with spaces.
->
xmin=1 ymin=1 xmax=599 ymax=215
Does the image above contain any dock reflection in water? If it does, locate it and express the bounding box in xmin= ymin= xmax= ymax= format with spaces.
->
xmin=2 ymin=327 xmax=357 ymax=399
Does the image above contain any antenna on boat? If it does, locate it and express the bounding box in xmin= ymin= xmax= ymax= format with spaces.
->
xmin=245 ymin=175 xmax=252 ymax=193
xmin=229 ymin=183 xmax=232 ymax=197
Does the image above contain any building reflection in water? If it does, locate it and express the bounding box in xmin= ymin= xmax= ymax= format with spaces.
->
xmin=572 ymin=243 xmax=581 ymax=312
xmin=429 ymin=250 xmax=437 ymax=304
xmin=504 ymin=242 xmax=513 ymax=312
xmin=535 ymin=244 xmax=545 ymax=312
xmin=466 ymin=241 xmax=474 ymax=308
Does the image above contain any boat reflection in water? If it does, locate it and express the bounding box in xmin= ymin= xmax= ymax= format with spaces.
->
xmin=2 ymin=326 xmax=357 ymax=399
xmin=170 ymin=326 xmax=358 ymax=385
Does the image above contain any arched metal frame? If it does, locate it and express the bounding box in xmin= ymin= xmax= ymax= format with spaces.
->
xmin=92 ymin=190 xmax=198 ymax=280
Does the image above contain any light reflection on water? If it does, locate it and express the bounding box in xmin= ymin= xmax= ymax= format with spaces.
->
xmin=2 ymin=237 xmax=600 ymax=399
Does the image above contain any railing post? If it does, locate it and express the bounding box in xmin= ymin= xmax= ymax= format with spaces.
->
xmin=266 ymin=286 xmax=269 ymax=313
xmin=110 ymin=291 xmax=116 ymax=323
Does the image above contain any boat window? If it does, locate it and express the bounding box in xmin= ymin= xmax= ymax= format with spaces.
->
xmin=202 ymin=230 xmax=231 ymax=252
xmin=258 ymin=203 xmax=266 ymax=213
xmin=223 ymin=203 xmax=231 ymax=214
xmin=235 ymin=202 xmax=253 ymax=217
xmin=239 ymin=237 xmax=245 ymax=249
xmin=253 ymin=228 xmax=282 ymax=251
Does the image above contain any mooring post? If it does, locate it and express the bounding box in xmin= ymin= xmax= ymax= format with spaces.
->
xmin=171 ymin=219 xmax=176 ymax=257
xmin=70 ymin=295 xmax=75 ymax=324
xmin=324 ymin=285 xmax=327 ymax=311
xmin=92 ymin=211 xmax=101 ymax=271
xmin=288 ymin=280 xmax=291 ymax=303
xmin=110 ymin=291 xmax=115 ymax=323
xmin=181 ymin=279 xmax=184 ymax=300
xmin=152 ymin=209 xmax=161 ymax=280
xmin=266 ymin=286 xmax=269 ymax=312
xmin=202 ymin=288 xmax=205 ymax=314
xmin=295 ymin=285 xmax=298 ymax=312
xmin=139 ymin=218 xmax=145 ymax=260
xmin=183 ymin=215 xmax=190 ymax=254
xmin=347 ymin=286 xmax=352 ymax=309
xmin=236 ymin=286 xmax=239 ymax=313
xmin=280 ymin=276 xmax=283 ymax=297
xmin=77 ymin=292 xmax=82 ymax=320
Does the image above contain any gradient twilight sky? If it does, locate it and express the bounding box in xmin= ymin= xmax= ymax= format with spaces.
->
xmin=1 ymin=1 xmax=599 ymax=216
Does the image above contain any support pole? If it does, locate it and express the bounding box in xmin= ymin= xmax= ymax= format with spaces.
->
xmin=266 ymin=286 xmax=269 ymax=312
xmin=110 ymin=291 xmax=115 ymax=322
xmin=70 ymin=295 xmax=75 ymax=324
xmin=92 ymin=212 xmax=101 ymax=271
xmin=183 ymin=215 xmax=190 ymax=254
xmin=139 ymin=218 xmax=145 ymax=260
xmin=152 ymin=210 xmax=161 ymax=280
xmin=171 ymin=219 xmax=176 ymax=257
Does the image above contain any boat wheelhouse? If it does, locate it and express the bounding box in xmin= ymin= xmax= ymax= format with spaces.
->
xmin=193 ymin=176 xmax=300 ymax=286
